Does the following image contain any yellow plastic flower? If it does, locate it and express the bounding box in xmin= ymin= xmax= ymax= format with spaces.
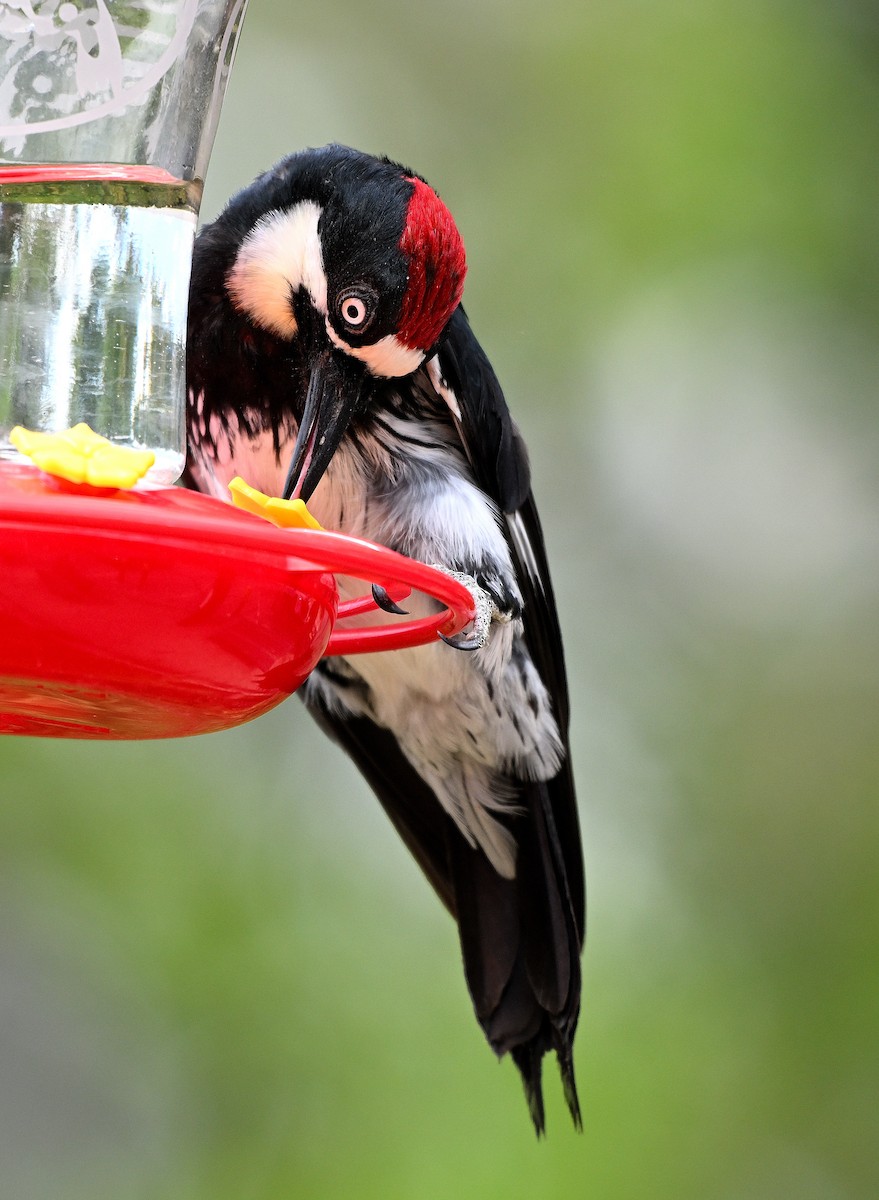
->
xmin=10 ymin=423 xmax=155 ymax=488
xmin=229 ymin=476 xmax=323 ymax=530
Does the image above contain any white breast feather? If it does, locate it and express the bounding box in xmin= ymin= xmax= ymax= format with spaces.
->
xmin=197 ymin=402 xmax=561 ymax=881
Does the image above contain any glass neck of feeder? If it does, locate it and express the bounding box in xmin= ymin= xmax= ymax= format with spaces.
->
xmin=0 ymin=1 xmax=250 ymax=487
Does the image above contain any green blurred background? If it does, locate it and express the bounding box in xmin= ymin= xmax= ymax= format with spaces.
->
xmin=2 ymin=0 xmax=878 ymax=1195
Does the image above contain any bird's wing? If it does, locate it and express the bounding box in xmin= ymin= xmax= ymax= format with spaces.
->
xmin=432 ymin=305 xmax=583 ymax=931
xmin=430 ymin=306 xmax=532 ymax=513
xmin=427 ymin=307 xmax=584 ymax=1128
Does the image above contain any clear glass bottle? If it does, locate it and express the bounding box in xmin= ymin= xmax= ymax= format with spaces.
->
xmin=0 ymin=0 xmax=249 ymax=485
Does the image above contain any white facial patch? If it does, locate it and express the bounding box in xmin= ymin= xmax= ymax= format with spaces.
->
xmin=226 ymin=201 xmax=328 ymax=338
xmin=326 ymin=325 xmax=425 ymax=378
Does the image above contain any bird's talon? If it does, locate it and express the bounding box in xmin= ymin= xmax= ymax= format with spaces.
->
xmin=372 ymin=583 xmax=409 ymax=615
xmin=439 ymin=628 xmax=485 ymax=652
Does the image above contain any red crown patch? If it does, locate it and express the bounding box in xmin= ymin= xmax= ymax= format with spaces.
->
xmin=397 ymin=177 xmax=467 ymax=351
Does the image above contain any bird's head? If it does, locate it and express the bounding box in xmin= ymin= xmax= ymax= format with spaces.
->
xmin=213 ymin=144 xmax=467 ymax=500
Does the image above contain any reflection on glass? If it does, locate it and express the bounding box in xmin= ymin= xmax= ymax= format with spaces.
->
xmin=0 ymin=173 xmax=199 ymax=484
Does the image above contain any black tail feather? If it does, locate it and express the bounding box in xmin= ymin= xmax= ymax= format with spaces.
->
xmin=512 ymin=1040 xmax=547 ymax=1137
xmin=556 ymin=1043 xmax=583 ymax=1131
xmin=447 ymin=781 xmax=582 ymax=1135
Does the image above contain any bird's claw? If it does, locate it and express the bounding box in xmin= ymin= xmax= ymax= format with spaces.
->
xmin=433 ymin=567 xmax=494 ymax=652
xmin=439 ymin=627 xmax=487 ymax=652
xmin=372 ymin=583 xmax=409 ymax=615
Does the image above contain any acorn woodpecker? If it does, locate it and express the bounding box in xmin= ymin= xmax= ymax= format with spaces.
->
xmin=185 ymin=144 xmax=584 ymax=1133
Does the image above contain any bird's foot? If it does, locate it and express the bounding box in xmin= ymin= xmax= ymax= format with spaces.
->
xmin=432 ymin=567 xmax=509 ymax=651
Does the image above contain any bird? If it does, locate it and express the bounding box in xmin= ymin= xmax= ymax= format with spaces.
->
xmin=184 ymin=144 xmax=584 ymax=1134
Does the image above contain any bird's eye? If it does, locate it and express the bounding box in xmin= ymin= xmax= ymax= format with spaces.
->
xmin=342 ymin=297 xmax=367 ymax=325
xmin=336 ymin=287 xmax=376 ymax=332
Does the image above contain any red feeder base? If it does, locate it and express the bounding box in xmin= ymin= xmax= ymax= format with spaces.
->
xmin=0 ymin=464 xmax=475 ymax=739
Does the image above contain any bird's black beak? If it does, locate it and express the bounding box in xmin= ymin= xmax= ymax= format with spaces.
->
xmin=282 ymin=349 xmax=370 ymax=502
